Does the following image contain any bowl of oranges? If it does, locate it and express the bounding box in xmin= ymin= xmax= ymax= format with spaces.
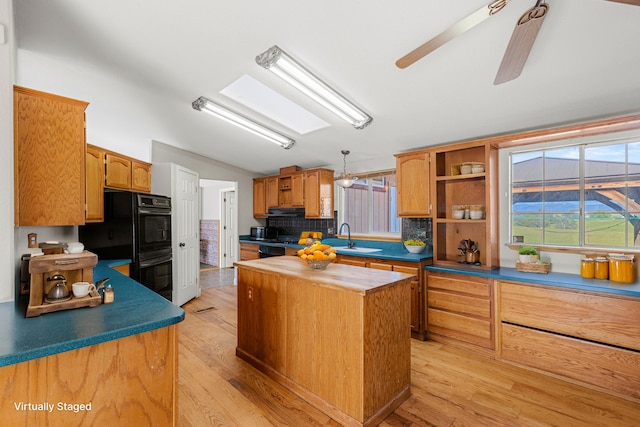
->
xmin=297 ymin=241 xmax=337 ymax=270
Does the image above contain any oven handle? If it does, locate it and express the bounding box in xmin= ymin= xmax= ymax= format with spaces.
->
xmin=138 ymin=254 xmax=173 ymax=268
xmin=137 ymin=208 xmax=172 ymax=215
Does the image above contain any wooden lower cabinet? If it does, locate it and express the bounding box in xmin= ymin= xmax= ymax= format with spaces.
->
xmin=0 ymin=326 xmax=178 ymax=427
xmin=112 ymin=263 xmax=130 ymax=276
xmin=239 ymin=242 xmax=260 ymax=261
xmin=336 ymin=254 xmax=427 ymax=339
xmin=499 ymin=280 xmax=640 ymax=401
xmin=425 ymin=271 xmax=494 ymax=354
xmin=235 ymin=258 xmax=411 ymax=427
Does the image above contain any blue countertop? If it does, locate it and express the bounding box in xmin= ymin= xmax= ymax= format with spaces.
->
xmin=425 ymin=264 xmax=640 ymax=298
xmin=0 ymin=259 xmax=185 ymax=367
xmin=240 ymin=237 xmax=433 ymax=263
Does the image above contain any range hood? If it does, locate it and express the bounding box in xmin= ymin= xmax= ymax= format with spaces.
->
xmin=266 ymin=207 xmax=305 ymax=217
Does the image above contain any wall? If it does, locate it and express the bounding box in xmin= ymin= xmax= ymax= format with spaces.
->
xmin=152 ymin=141 xmax=261 ymax=237
xmin=0 ymin=0 xmax=14 ymax=301
xmin=200 ymin=180 xmax=234 ymax=220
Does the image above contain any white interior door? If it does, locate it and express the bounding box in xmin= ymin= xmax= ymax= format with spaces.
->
xmin=222 ymin=190 xmax=237 ymax=267
xmin=175 ymin=166 xmax=199 ymax=306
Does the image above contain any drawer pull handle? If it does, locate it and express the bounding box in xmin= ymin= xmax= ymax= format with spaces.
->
xmin=54 ymin=260 xmax=79 ymax=265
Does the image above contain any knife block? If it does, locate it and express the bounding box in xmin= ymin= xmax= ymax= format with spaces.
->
xmin=26 ymin=251 xmax=100 ymax=317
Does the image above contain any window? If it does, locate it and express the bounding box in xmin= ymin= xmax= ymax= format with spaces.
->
xmin=341 ymin=171 xmax=400 ymax=236
xmin=511 ymin=139 xmax=640 ymax=249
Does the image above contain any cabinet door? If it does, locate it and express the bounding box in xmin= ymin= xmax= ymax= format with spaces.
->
xmin=304 ymin=169 xmax=334 ymax=218
xmin=291 ymin=172 xmax=304 ymax=206
xmin=396 ymin=152 xmax=430 ymax=217
xmin=253 ymin=178 xmax=267 ymax=218
xmin=240 ymin=243 xmax=260 ymax=260
xmin=14 ymin=86 xmax=88 ymax=226
xmin=105 ymin=153 xmax=132 ymax=189
xmin=131 ymin=160 xmax=152 ymax=192
xmin=85 ymin=145 xmax=105 ymax=222
xmin=394 ymin=265 xmax=421 ymax=333
xmin=266 ymin=176 xmax=279 ymax=208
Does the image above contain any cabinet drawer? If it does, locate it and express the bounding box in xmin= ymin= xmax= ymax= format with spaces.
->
xmin=500 ymin=281 xmax=640 ymax=351
xmin=428 ymin=309 xmax=492 ymax=348
xmin=428 ymin=290 xmax=490 ymax=319
xmin=427 ymin=272 xmax=491 ymax=298
xmin=501 ymin=323 xmax=640 ymax=400
xmin=369 ymin=262 xmax=392 ymax=271
xmin=393 ymin=265 xmax=420 ymax=275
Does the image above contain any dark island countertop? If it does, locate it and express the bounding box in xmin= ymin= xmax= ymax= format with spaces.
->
xmin=425 ymin=264 xmax=640 ymax=299
xmin=0 ymin=259 xmax=185 ymax=367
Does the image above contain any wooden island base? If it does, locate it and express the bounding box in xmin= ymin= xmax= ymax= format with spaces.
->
xmin=234 ymin=257 xmax=415 ymax=427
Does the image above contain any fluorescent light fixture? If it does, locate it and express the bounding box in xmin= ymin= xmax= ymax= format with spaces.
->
xmin=256 ymin=45 xmax=373 ymax=129
xmin=192 ymin=96 xmax=294 ymax=149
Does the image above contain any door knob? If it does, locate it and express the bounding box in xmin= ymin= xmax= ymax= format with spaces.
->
xmin=179 ymin=242 xmax=186 ymax=247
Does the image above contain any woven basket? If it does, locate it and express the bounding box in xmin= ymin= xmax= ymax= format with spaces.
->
xmin=516 ymin=261 xmax=551 ymax=274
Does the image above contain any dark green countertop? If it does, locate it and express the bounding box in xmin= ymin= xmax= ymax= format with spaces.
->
xmin=0 ymin=259 xmax=184 ymax=368
xmin=425 ymin=264 xmax=640 ymax=298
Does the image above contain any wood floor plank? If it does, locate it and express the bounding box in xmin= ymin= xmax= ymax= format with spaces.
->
xmin=179 ymin=281 xmax=640 ymax=426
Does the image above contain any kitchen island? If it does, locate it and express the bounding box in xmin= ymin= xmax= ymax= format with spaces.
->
xmin=0 ymin=260 xmax=185 ymax=427
xmin=234 ymin=256 xmax=415 ymax=427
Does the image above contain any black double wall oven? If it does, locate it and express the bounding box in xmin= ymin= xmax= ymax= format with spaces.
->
xmin=79 ymin=191 xmax=173 ymax=301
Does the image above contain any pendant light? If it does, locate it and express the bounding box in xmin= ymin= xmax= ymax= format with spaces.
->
xmin=334 ymin=150 xmax=358 ymax=188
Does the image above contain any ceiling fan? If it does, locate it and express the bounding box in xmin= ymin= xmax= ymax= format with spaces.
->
xmin=396 ymin=0 xmax=640 ymax=85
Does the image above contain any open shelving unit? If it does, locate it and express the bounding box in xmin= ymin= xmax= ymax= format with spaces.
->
xmin=431 ymin=141 xmax=499 ymax=269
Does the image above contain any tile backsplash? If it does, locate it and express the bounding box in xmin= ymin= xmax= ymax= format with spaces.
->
xmin=402 ymin=218 xmax=432 ymax=244
xmin=267 ymin=215 xmax=432 ymax=243
xmin=267 ymin=214 xmax=338 ymax=239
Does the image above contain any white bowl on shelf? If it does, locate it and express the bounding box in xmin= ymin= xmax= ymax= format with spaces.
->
xmin=469 ymin=210 xmax=484 ymax=220
xmin=451 ymin=209 xmax=465 ymax=219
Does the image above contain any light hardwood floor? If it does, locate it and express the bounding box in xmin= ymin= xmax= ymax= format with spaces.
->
xmin=178 ymin=285 xmax=640 ymax=426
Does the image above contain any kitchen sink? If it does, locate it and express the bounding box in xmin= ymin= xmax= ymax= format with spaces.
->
xmin=333 ymin=246 xmax=382 ymax=253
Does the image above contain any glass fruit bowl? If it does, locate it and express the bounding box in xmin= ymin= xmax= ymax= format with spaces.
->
xmin=307 ymin=259 xmax=333 ymax=270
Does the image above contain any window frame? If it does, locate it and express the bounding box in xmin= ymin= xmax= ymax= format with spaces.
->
xmin=508 ymin=134 xmax=640 ymax=251
xmin=337 ymin=169 xmax=401 ymax=239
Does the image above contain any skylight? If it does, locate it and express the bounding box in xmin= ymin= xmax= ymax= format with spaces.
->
xmin=220 ymin=75 xmax=330 ymax=135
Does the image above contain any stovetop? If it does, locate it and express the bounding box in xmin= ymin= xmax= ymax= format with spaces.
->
xmin=249 ymin=236 xmax=298 ymax=245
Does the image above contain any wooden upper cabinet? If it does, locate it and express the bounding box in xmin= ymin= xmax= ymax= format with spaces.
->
xmin=85 ymin=145 xmax=105 ymax=222
xmin=266 ymin=175 xmax=279 ymax=208
xmin=105 ymin=153 xmax=131 ymax=189
xmin=304 ymin=168 xmax=334 ymax=218
xmin=131 ymin=160 xmax=152 ymax=192
xmin=253 ymin=178 xmax=267 ymax=218
xmin=14 ymin=86 xmax=88 ymax=226
xmin=395 ymin=151 xmax=431 ymax=217
xmin=290 ymin=172 xmax=305 ymax=207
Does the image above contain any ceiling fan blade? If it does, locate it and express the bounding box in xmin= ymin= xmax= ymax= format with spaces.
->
xmin=494 ymin=2 xmax=549 ymax=85
xmin=606 ymin=0 xmax=640 ymax=5
xmin=396 ymin=0 xmax=511 ymax=69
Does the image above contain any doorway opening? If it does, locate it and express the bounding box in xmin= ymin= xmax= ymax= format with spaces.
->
xmin=199 ymin=179 xmax=238 ymax=271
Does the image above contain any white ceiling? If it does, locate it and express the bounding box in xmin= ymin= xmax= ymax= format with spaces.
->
xmin=12 ymin=0 xmax=640 ymax=175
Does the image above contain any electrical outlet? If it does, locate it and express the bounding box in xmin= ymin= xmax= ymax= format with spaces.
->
xmin=248 ymin=286 xmax=253 ymax=302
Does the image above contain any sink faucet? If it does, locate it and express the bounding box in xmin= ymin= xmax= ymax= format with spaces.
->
xmin=339 ymin=223 xmax=355 ymax=248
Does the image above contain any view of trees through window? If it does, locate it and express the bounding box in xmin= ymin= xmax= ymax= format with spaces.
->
xmin=511 ymin=141 xmax=640 ymax=248
xmin=342 ymin=172 xmax=400 ymax=235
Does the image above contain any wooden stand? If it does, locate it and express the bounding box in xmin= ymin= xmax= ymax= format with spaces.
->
xmin=26 ymin=251 xmax=100 ymax=317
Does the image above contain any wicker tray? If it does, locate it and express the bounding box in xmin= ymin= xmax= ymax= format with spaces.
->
xmin=516 ymin=261 xmax=551 ymax=274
